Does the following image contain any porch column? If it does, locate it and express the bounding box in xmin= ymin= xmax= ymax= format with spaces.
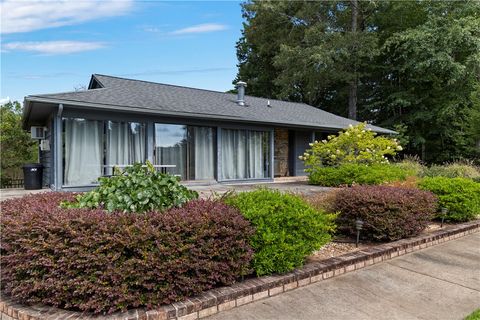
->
xmin=270 ymin=128 xmax=274 ymax=179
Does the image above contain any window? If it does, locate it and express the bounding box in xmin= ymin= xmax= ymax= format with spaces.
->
xmin=63 ymin=118 xmax=146 ymax=186
xmin=64 ymin=118 xmax=103 ymax=186
xmin=314 ymin=131 xmax=328 ymax=141
xmin=154 ymin=124 xmax=215 ymax=180
xmin=106 ymin=121 xmax=146 ymax=175
xmin=220 ymin=129 xmax=270 ymax=180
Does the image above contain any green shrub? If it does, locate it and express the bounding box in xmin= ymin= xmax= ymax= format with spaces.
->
xmin=224 ymin=189 xmax=336 ymax=276
xmin=308 ymin=163 xmax=413 ymax=187
xmin=300 ymin=123 xmax=402 ymax=168
xmin=418 ymin=177 xmax=480 ymax=222
xmin=333 ymin=186 xmax=437 ymax=241
xmin=423 ymin=163 xmax=480 ymax=180
xmin=62 ymin=161 xmax=198 ymax=213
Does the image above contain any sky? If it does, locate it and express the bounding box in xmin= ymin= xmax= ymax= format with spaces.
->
xmin=0 ymin=0 xmax=244 ymax=103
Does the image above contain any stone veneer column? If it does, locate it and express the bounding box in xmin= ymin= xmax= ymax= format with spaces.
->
xmin=274 ymin=128 xmax=289 ymax=177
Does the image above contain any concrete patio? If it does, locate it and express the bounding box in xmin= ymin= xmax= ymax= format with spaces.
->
xmin=0 ymin=178 xmax=332 ymax=201
xmin=189 ymin=179 xmax=332 ymax=199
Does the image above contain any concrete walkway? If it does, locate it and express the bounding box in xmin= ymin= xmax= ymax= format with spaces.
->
xmin=208 ymin=232 xmax=480 ymax=320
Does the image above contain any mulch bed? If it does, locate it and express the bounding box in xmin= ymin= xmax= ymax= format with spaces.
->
xmin=309 ymin=221 xmax=455 ymax=262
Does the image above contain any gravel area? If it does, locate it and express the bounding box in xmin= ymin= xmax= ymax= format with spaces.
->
xmin=309 ymin=222 xmax=455 ymax=262
xmin=308 ymin=241 xmax=373 ymax=262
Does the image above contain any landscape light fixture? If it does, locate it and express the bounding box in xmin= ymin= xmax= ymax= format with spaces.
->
xmin=440 ymin=207 xmax=448 ymax=228
xmin=355 ymin=218 xmax=364 ymax=248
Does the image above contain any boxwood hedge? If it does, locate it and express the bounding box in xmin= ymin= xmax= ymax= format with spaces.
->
xmin=225 ymin=189 xmax=336 ymax=276
xmin=418 ymin=177 xmax=480 ymax=222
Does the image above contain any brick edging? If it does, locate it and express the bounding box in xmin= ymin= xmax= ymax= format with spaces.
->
xmin=1 ymin=220 xmax=479 ymax=320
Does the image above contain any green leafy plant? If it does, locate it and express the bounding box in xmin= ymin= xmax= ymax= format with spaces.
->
xmin=224 ymin=189 xmax=336 ymax=276
xmin=300 ymin=123 xmax=402 ymax=168
xmin=62 ymin=161 xmax=198 ymax=213
xmin=418 ymin=177 xmax=480 ymax=222
xmin=333 ymin=186 xmax=437 ymax=241
xmin=308 ymin=163 xmax=412 ymax=187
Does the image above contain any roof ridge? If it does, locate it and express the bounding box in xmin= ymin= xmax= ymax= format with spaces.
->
xmin=93 ymin=73 xmax=238 ymax=96
xmin=92 ymin=73 xmax=308 ymax=105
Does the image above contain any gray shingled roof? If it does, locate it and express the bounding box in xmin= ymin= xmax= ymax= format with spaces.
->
xmin=25 ymin=74 xmax=396 ymax=134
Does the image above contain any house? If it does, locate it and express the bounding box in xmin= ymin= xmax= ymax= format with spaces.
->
xmin=22 ymin=74 xmax=395 ymax=191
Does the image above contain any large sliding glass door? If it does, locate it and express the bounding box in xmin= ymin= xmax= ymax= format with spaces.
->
xmin=154 ymin=124 xmax=187 ymax=178
xmin=220 ymin=129 xmax=271 ymax=180
xmin=154 ymin=124 xmax=215 ymax=180
xmin=63 ymin=117 xmax=272 ymax=186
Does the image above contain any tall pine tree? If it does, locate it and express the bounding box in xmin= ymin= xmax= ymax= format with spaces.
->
xmin=234 ymin=0 xmax=480 ymax=162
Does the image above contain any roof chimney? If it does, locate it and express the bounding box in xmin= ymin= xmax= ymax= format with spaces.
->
xmin=236 ymin=81 xmax=247 ymax=106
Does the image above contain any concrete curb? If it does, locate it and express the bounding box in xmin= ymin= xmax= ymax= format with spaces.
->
xmin=1 ymin=220 xmax=479 ymax=320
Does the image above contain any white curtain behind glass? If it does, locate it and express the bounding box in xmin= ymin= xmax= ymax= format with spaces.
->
xmin=64 ymin=119 xmax=103 ymax=186
xmin=247 ymin=131 xmax=265 ymax=179
xmin=221 ymin=129 xmax=247 ymax=180
xmin=107 ymin=122 xmax=145 ymax=174
xmin=193 ymin=127 xmax=214 ymax=180
xmin=221 ymin=129 xmax=269 ymax=180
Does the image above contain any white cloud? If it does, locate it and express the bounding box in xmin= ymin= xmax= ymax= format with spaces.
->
xmin=0 ymin=97 xmax=12 ymax=105
xmin=3 ymin=41 xmax=106 ymax=54
xmin=144 ymin=27 xmax=160 ymax=33
xmin=171 ymin=23 xmax=228 ymax=35
xmin=0 ymin=0 xmax=133 ymax=34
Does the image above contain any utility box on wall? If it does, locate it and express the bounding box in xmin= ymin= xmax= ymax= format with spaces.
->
xmin=31 ymin=126 xmax=46 ymax=139
xmin=40 ymin=139 xmax=50 ymax=151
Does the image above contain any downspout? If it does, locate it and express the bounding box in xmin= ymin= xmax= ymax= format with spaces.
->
xmin=54 ymin=104 xmax=63 ymax=191
xmin=270 ymin=128 xmax=274 ymax=180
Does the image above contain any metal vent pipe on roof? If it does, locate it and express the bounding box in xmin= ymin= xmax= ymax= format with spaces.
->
xmin=236 ymin=81 xmax=247 ymax=106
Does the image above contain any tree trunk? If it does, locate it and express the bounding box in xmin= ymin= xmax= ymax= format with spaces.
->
xmin=348 ymin=79 xmax=357 ymax=120
xmin=348 ymin=0 xmax=358 ymax=120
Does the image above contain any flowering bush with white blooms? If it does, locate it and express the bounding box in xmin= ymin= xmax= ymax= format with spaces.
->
xmin=300 ymin=123 xmax=402 ymax=169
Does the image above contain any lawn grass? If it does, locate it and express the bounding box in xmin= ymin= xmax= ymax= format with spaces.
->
xmin=465 ymin=309 xmax=480 ymax=320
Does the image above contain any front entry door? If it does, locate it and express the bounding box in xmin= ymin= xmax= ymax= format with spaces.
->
xmin=289 ymin=130 xmax=313 ymax=176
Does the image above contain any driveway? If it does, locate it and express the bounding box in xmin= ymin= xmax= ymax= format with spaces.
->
xmin=208 ymin=232 xmax=480 ymax=320
xmin=0 ymin=188 xmax=48 ymax=201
